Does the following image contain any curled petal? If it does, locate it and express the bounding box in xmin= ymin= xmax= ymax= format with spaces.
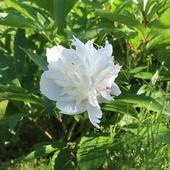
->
xmin=46 ymin=45 xmax=65 ymax=63
xmin=100 ymin=90 xmax=112 ymax=100
xmin=87 ymin=105 xmax=102 ymax=128
xmin=111 ymin=83 xmax=121 ymax=96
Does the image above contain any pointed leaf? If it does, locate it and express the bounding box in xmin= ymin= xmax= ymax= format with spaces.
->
xmin=116 ymin=94 xmax=165 ymax=114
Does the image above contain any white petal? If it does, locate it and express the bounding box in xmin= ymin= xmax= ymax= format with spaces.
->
xmin=97 ymin=96 xmax=108 ymax=103
xmin=94 ymin=64 xmax=121 ymax=95
xmin=112 ymin=64 xmax=122 ymax=78
xmin=40 ymin=71 xmax=62 ymax=101
xmin=72 ymin=37 xmax=95 ymax=62
xmin=100 ymin=91 xmax=113 ymax=100
xmin=95 ymin=66 xmax=114 ymax=85
xmin=104 ymin=41 xmax=113 ymax=56
xmin=88 ymin=91 xmax=100 ymax=107
xmin=44 ymin=70 xmax=71 ymax=87
xmin=87 ymin=105 xmax=102 ymax=128
xmin=61 ymin=48 xmax=85 ymax=67
xmin=111 ymin=83 xmax=121 ymax=96
xmin=71 ymin=37 xmax=87 ymax=58
xmin=85 ymin=40 xmax=96 ymax=54
xmin=91 ymin=48 xmax=113 ymax=76
xmin=57 ymin=100 xmax=87 ymax=115
xmin=46 ymin=45 xmax=65 ymax=63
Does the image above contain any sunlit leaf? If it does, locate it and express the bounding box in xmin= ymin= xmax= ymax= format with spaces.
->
xmin=5 ymin=0 xmax=35 ymax=21
xmin=0 ymin=12 xmax=34 ymax=28
xmin=0 ymin=100 xmax=8 ymax=118
xmin=77 ymin=134 xmax=113 ymax=170
xmin=96 ymin=9 xmax=144 ymax=33
xmin=116 ymin=94 xmax=165 ymax=114
xmin=103 ymin=101 xmax=138 ymax=118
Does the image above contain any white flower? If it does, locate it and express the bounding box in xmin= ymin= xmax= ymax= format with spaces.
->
xmin=40 ymin=37 xmax=121 ymax=128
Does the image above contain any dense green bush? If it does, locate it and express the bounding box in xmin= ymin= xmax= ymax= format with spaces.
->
xmin=0 ymin=0 xmax=170 ymax=169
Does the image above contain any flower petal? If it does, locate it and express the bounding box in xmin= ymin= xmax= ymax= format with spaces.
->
xmin=100 ymin=90 xmax=112 ymax=100
xmin=87 ymin=105 xmax=102 ymax=128
xmin=57 ymin=100 xmax=87 ymax=115
xmin=85 ymin=40 xmax=96 ymax=53
xmin=44 ymin=69 xmax=71 ymax=87
xmin=104 ymin=41 xmax=113 ymax=57
xmin=72 ymin=37 xmax=87 ymax=58
xmin=46 ymin=45 xmax=65 ymax=63
xmin=72 ymin=37 xmax=95 ymax=61
xmin=91 ymin=44 xmax=113 ymax=76
xmin=111 ymin=83 xmax=121 ymax=96
xmin=88 ymin=91 xmax=100 ymax=108
xmin=40 ymin=71 xmax=62 ymax=101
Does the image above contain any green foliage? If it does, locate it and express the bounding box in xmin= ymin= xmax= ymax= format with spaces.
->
xmin=77 ymin=134 xmax=113 ymax=170
xmin=0 ymin=0 xmax=170 ymax=169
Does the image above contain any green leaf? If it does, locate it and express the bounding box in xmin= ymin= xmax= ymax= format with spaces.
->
xmin=80 ymin=27 xmax=114 ymax=39
xmin=14 ymin=29 xmax=29 ymax=78
xmin=33 ymin=0 xmax=53 ymax=16
xmin=116 ymin=94 xmax=165 ymax=114
xmin=133 ymin=72 xmax=153 ymax=79
xmin=146 ymin=29 xmax=170 ymax=50
xmin=53 ymin=0 xmax=77 ymax=33
xmin=153 ymin=48 xmax=170 ymax=69
xmin=129 ymin=66 xmax=148 ymax=74
xmin=0 ymin=13 xmax=34 ymax=28
xmin=155 ymin=131 xmax=170 ymax=144
xmin=0 ymin=142 xmax=64 ymax=168
xmin=160 ymin=70 xmax=170 ymax=81
xmin=77 ymin=134 xmax=113 ymax=170
xmin=51 ymin=148 xmax=72 ymax=170
xmin=111 ymin=0 xmax=131 ymax=14
xmin=21 ymin=48 xmax=47 ymax=71
xmin=8 ymin=113 xmax=23 ymax=134
xmin=0 ymin=113 xmax=23 ymax=135
xmin=96 ymin=9 xmax=144 ymax=32
xmin=4 ymin=0 xmax=47 ymax=30
xmin=0 ymin=84 xmax=43 ymax=105
xmin=5 ymin=0 xmax=35 ymax=21
xmin=102 ymin=101 xmax=138 ymax=118
xmin=123 ymin=123 xmax=170 ymax=144
xmin=50 ymin=150 xmax=60 ymax=168
xmin=82 ymin=0 xmax=102 ymax=9
xmin=0 ymin=51 xmax=14 ymax=83
xmin=0 ymin=100 xmax=8 ymax=119
xmin=22 ymin=143 xmax=63 ymax=161
xmin=150 ymin=8 xmax=170 ymax=29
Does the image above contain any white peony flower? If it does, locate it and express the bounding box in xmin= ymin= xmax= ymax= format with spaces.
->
xmin=40 ymin=37 xmax=121 ymax=128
